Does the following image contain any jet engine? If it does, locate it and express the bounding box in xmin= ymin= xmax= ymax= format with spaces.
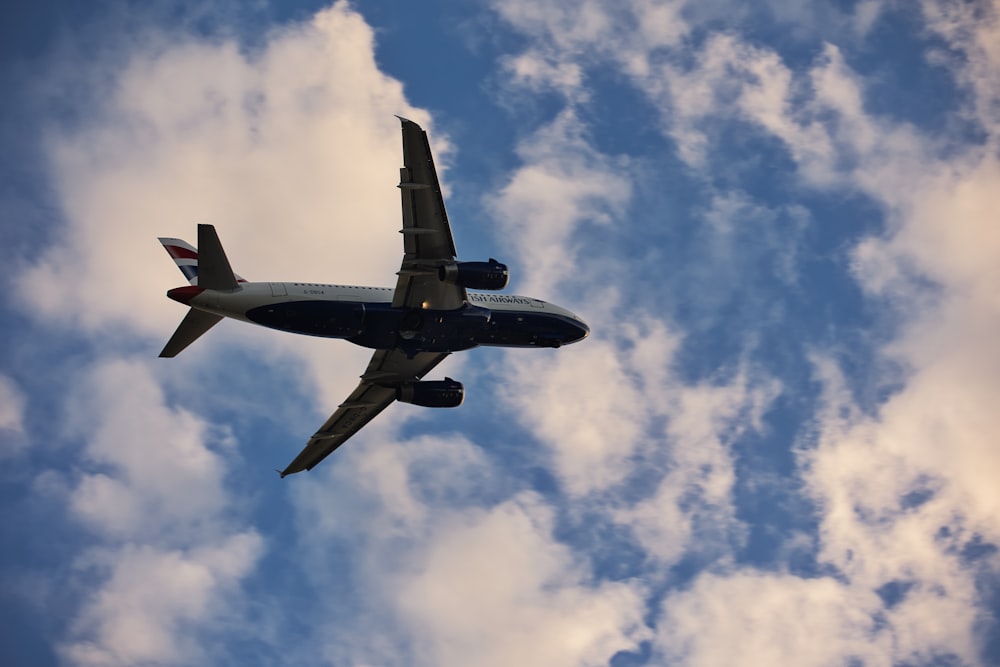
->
xmin=438 ymin=259 xmax=509 ymax=290
xmin=395 ymin=378 xmax=465 ymax=408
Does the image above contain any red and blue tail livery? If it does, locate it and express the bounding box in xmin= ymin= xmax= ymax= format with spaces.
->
xmin=160 ymin=237 xmax=246 ymax=286
xmin=159 ymin=238 xmax=200 ymax=285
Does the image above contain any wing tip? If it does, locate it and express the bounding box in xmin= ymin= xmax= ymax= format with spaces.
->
xmin=395 ymin=114 xmax=424 ymax=131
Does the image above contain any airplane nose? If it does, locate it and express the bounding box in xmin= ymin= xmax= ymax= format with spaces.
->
xmin=568 ymin=317 xmax=590 ymax=343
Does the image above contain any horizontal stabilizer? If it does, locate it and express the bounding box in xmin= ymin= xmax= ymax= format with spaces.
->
xmin=196 ymin=224 xmax=239 ymax=291
xmin=159 ymin=308 xmax=223 ymax=357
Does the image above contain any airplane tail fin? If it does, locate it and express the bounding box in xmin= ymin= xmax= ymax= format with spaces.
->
xmin=159 ymin=224 xmax=244 ymax=289
xmin=159 ymin=308 xmax=223 ymax=357
xmin=158 ymin=225 xmax=243 ymax=357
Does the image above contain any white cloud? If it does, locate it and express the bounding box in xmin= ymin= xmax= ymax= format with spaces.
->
xmin=287 ymin=433 xmax=651 ymax=667
xmin=921 ymin=0 xmax=1000 ymax=127
xmin=494 ymin=0 xmax=615 ymax=49
xmin=395 ymin=493 xmax=651 ymax=667
xmin=525 ymin=344 xmax=648 ymax=491
xmin=487 ymin=30 xmax=787 ymax=571
xmin=20 ymin=1 xmax=423 ymax=345
xmin=798 ymin=154 xmax=1000 ymax=663
xmin=793 ymin=9 xmax=1000 ymax=664
xmin=499 ymin=309 xmax=779 ymax=576
xmin=0 ymin=374 xmax=25 ymax=432
xmin=0 ymin=374 xmax=27 ymax=457
xmin=501 ymin=50 xmax=586 ymax=101
xmin=490 ymin=1 xmax=886 ymax=176
xmin=493 ymin=0 xmax=690 ymax=99
xmin=656 ymin=570 xmax=890 ymax=667
xmin=49 ymin=357 xmax=265 ymax=665
xmin=62 ymin=534 xmax=262 ymax=667
xmin=800 ymin=348 xmax=994 ymax=664
xmin=687 ymin=190 xmax=809 ymax=316
xmin=498 ymin=317 xmax=675 ymax=497
xmin=65 ymin=358 xmax=233 ymax=541
xmin=494 ymin=2 xmax=1000 ymax=664
xmin=854 ymin=152 xmax=1000 ymax=303
xmin=635 ymin=36 xmax=888 ymax=184
xmin=490 ymin=109 xmax=632 ymax=296
xmin=623 ymin=366 xmax=779 ymax=560
xmin=655 ymin=22 xmax=1000 ymax=664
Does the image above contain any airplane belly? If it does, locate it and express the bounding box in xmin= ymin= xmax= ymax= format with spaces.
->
xmin=348 ymin=303 xmax=490 ymax=353
xmin=246 ymin=300 xmax=366 ymax=338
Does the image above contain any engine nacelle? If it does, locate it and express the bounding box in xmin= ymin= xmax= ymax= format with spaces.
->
xmin=438 ymin=259 xmax=509 ymax=291
xmin=395 ymin=378 xmax=465 ymax=408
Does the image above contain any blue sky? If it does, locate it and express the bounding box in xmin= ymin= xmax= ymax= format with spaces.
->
xmin=2 ymin=1 xmax=999 ymax=665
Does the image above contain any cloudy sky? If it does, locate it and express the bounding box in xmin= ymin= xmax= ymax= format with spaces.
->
xmin=1 ymin=1 xmax=999 ymax=665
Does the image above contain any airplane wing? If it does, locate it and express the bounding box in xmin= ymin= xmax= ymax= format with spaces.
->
xmin=280 ymin=348 xmax=449 ymax=476
xmin=392 ymin=117 xmax=467 ymax=311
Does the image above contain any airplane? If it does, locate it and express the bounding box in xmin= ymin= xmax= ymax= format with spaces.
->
xmin=158 ymin=117 xmax=589 ymax=477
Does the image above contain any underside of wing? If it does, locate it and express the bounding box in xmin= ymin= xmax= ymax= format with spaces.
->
xmin=280 ymin=348 xmax=449 ymax=477
xmin=392 ymin=117 xmax=467 ymax=311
